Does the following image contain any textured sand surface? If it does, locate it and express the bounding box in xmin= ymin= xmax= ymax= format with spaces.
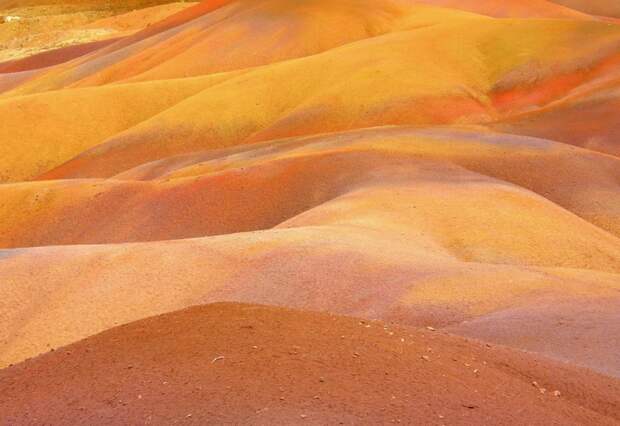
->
xmin=0 ymin=2 xmax=196 ymax=62
xmin=0 ymin=0 xmax=619 ymax=423
xmin=2 ymin=303 xmax=620 ymax=425
xmin=550 ymin=1 xmax=620 ymax=18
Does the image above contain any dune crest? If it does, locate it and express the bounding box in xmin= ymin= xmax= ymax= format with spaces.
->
xmin=2 ymin=303 xmax=620 ymax=424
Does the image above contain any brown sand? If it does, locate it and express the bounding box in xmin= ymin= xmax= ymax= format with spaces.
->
xmin=1 ymin=303 xmax=619 ymax=425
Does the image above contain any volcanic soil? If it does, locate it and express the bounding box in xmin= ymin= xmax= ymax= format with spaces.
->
xmin=1 ymin=303 xmax=620 ymax=425
xmin=0 ymin=0 xmax=619 ymax=423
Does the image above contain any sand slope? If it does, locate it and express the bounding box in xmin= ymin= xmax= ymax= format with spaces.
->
xmin=1 ymin=213 xmax=619 ymax=374
xmin=2 ymin=303 xmax=619 ymax=425
xmin=551 ymin=0 xmax=620 ymax=18
xmin=1 ymin=12 xmax=618 ymax=181
xmin=0 ymin=2 xmax=195 ymax=63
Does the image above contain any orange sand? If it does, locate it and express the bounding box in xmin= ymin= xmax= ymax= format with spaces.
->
xmin=0 ymin=1 xmax=619 ymax=421
xmin=2 ymin=303 xmax=619 ymax=424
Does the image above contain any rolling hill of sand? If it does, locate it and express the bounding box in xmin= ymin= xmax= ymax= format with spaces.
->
xmin=0 ymin=1 xmax=196 ymax=63
xmin=551 ymin=1 xmax=620 ymax=18
xmin=2 ymin=303 xmax=620 ymax=424
xmin=0 ymin=0 xmax=619 ymax=423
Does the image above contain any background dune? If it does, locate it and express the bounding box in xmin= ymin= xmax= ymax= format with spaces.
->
xmin=551 ymin=0 xmax=620 ymax=18
xmin=0 ymin=1 xmax=195 ymax=63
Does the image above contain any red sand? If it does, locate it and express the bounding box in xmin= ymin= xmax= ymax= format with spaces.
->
xmin=1 ymin=303 xmax=619 ymax=425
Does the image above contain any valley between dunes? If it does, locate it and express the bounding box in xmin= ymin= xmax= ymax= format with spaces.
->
xmin=0 ymin=0 xmax=619 ymax=423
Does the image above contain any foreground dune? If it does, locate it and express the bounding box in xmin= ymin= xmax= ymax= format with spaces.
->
xmin=2 ymin=303 xmax=619 ymax=425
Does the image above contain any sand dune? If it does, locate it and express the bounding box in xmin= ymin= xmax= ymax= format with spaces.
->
xmin=1 ymin=16 xmax=617 ymax=181
xmin=1 ymin=217 xmax=619 ymax=373
xmin=0 ymin=1 xmax=194 ymax=64
xmin=1 ymin=128 xmax=620 ymax=255
xmin=1 ymin=0 xmax=619 ymax=422
xmin=2 ymin=303 xmax=619 ymax=424
xmin=492 ymin=83 xmax=620 ymax=157
xmin=418 ymin=0 xmax=593 ymax=19
xmin=0 ymin=73 xmax=237 ymax=181
xmin=551 ymin=0 xmax=620 ymax=18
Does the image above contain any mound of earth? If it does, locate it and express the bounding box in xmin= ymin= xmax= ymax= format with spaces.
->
xmin=551 ymin=0 xmax=620 ymax=18
xmin=1 ymin=303 xmax=619 ymax=425
xmin=0 ymin=1 xmax=195 ymax=63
